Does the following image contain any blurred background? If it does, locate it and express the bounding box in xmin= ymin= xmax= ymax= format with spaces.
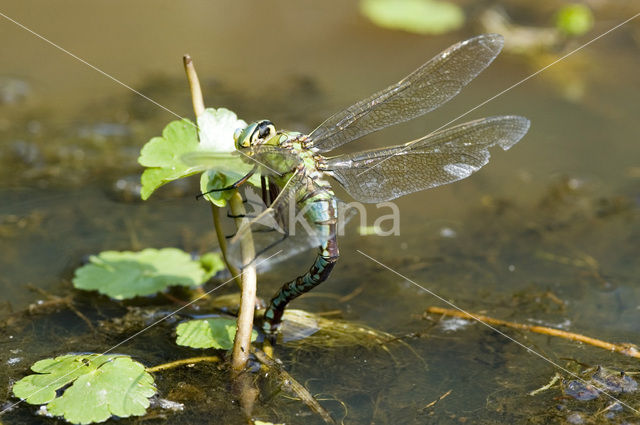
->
xmin=1 ymin=1 xmax=639 ymax=424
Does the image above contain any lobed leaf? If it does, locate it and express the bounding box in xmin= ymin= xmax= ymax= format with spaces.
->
xmin=176 ymin=318 xmax=257 ymax=350
xmin=13 ymin=354 xmax=155 ymax=424
xmin=72 ymin=248 xmax=223 ymax=300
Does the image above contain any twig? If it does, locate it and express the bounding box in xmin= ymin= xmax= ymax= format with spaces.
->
xmin=529 ymin=373 xmax=562 ymax=396
xmin=146 ymin=356 xmax=220 ymax=373
xmin=425 ymin=306 xmax=640 ymax=359
xmin=421 ymin=389 xmax=452 ymax=411
xmin=253 ymin=348 xmax=336 ymax=424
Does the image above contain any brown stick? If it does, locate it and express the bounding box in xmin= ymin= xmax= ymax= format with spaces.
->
xmin=425 ymin=306 xmax=640 ymax=359
xmin=146 ymin=356 xmax=220 ymax=373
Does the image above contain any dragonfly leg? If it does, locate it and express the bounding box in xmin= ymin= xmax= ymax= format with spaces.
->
xmin=226 ymin=212 xmax=258 ymax=219
xmin=262 ymin=235 xmax=339 ymax=341
xmin=196 ymin=166 xmax=257 ymax=199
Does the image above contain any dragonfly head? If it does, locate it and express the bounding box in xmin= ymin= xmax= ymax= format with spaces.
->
xmin=234 ymin=120 xmax=276 ymax=149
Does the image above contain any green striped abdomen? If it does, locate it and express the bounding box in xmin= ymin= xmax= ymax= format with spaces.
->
xmin=263 ymin=182 xmax=339 ymax=338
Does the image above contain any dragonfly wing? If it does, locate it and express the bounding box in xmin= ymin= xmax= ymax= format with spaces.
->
xmin=181 ymin=150 xmax=251 ymax=178
xmin=309 ymin=34 xmax=504 ymax=152
xmin=325 ymin=116 xmax=530 ymax=203
xmin=226 ymin=171 xmax=330 ymax=270
xmin=182 ymin=145 xmax=301 ymax=177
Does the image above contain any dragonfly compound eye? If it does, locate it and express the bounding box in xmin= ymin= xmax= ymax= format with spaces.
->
xmin=233 ymin=127 xmax=243 ymax=143
xmin=250 ymin=120 xmax=275 ymax=144
xmin=235 ymin=123 xmax=256 ymax=149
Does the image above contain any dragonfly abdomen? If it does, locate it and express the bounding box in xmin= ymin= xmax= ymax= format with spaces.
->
xmin=263 ymin=184 xmax=340 ymax=339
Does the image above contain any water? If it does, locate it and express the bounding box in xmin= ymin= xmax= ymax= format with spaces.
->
xmin=1 ymin=1 xmax=639 ymax=424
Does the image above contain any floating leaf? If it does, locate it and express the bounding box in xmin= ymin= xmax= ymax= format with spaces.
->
xmin=72 ymin=248 xmax=216 ymax=299
xmin=555 ymin=4 xmax=593 ymax=36
xmin=360 ymin=0 xmax=464 ymax=35
xmin=13 ymin=354 xmax=155 ymax=424
xmin=176 ymin=318 xmax=257 ymax=350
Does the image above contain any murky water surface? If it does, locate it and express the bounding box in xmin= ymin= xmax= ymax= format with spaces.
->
xmin=1 ymin=1 xmax=639 ymax=424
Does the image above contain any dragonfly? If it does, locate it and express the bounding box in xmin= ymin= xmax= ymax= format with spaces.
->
xmin=184 ymin=33 xmax=530 ymax=341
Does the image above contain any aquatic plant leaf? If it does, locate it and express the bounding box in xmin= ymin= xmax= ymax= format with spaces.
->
xmin=72 ymin=248 xmax=219 ymax=299
xmin=199 ymin=251 xmax=226 ymax=281
xmin=138 ymin=119 xmax=201 ymax=200
xmin=197 ymin=107 xmax=245 ymax=151
xmin=176 ymin=318 xmax=257 ymax=350
xmin=138 ymin=107 xmax=257 ymax=205
xmin=196 ymin=108 xmax=260 ymax=206
xmin=360 ymin=0 xmax=464 ymax=35
xmin=555 ymin=4 xmax=593 ymax=36
xmin=12 ymin=354 xmax=155 ymax=424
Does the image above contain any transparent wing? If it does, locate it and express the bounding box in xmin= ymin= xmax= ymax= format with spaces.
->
xmin=227 ymin=172 xmax=318 ymax=270
xmin=226 ymin=172 xmax=355 ymax=270
xmin=181 ymin=145 xmax=301 ymax=177
xmin=181 ymin=150 xmax=252 ymax=178
xmin=325 ymin=116 xmax=530 ymax=203
xmin=309 ymin=34 xmax=504 ymax=152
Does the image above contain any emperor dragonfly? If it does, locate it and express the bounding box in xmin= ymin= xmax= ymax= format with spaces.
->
xmin=184 ymin=34 xmax=530 ymax=340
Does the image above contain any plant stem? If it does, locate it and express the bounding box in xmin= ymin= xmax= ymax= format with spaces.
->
xmin=182 ymin=54 xmax=258 ymax=374
xmin=183 ymin=55 xmax=204 ymax=116
xmin=184 ymin=54 xmax=242 ymax=289
xmin=211 ymin=204 xmax=242 ymax=288
xmin=229 ymin=192 xmax=257 ymax=373
xmin=425 ymin=306 xmax=640 ymax=359
xmin=146 ymin=356 xmax=220 ymax=373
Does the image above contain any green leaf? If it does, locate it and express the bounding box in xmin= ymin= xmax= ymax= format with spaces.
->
xmin=138 ymin=119 xmax=201 ymax=200
xmin=360 ymin=0 xmax=464 ymax=35
xmin=13 ymin=354 xmax=155 ymax=424
xmin=176 ymin=318 xmax=257 ymax=350
xmin=138 ymin=107 xmax=259 ymax=205
xmin=72 ymin=248 xmax=208 ymax=299
xmin=197 ymin=107 xmax=245 ymax=151
xmin=555 ymin=4 xmax=593 ymax=36
xmin=195 ymin=108 xmax=261 ymax=206
xmin=199 ymin=252 xmax=226 ymax=281
xmin=199 ymin=170 xmax=235 ymax=207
